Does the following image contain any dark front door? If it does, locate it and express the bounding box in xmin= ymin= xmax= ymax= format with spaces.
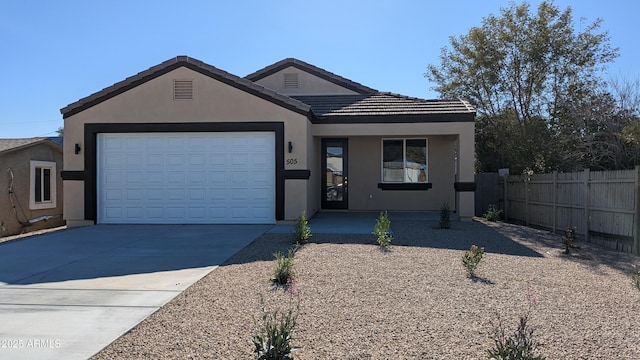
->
xmin=321 ymin=138 xmax=348 ymax=209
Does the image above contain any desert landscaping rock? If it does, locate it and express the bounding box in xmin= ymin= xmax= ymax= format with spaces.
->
xmin=92 ymin=219 xmax=640 ymax=359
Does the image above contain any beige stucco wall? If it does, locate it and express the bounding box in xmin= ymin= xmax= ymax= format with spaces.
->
xmin=0 ymin=144 xmax=65 ymax=237
xmin=63 ymin=66 xmax=313 ymax=225
xmin=337 ymin=136 xmax=456 ymax=211
xmin=313 ymin=121 xmax=475 ymax=218
xmin=252 ymin=66 xmax=360 ymax=95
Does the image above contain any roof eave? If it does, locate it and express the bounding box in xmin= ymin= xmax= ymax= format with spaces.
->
xmin=0 ymin=138 xmax=63 ymax=155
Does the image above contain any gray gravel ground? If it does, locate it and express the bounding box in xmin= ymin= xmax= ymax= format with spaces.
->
xmin=92 ymin=219 xmax=640 ymax=359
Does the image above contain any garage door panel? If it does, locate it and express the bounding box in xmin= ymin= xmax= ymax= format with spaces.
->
xmin=146 ymin=155 xmax=163 ymax=167
xmin=167 ymin=155 xmax=184 ymax=166
xmin=167 ymin=172 xmax=185 ymax=184
xmin=167 ymin=189 xmax=184 ymax=200
xmin=147 ymin=207 xmax=163 ymax=219
xmin=147 ymin=189 xmax=164 ymax=200
xmin=98 ymin=132 xmax=275 ymax=224
xmin=105 ymin=190 xmax=122 ymax=201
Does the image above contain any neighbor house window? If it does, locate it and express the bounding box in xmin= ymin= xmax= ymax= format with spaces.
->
xmin=382 ymin=139 xmax=427 ymax=182
xmin=30 ymin=160 xmax=56 ymax=210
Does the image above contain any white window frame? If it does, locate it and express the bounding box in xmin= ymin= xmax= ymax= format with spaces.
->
xmin=29 ymin=160 xmax=56 ymax=210
xmin=381 ymin=138 xmax=428 ymax=183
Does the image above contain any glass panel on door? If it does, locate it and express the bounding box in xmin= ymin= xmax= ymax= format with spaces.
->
xmin=322 ymin=138 xmax=348 ymax=209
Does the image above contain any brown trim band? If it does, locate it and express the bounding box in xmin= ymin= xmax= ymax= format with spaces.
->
xmin=454 ymin=182 xmax=477 ymax=192
xmin=284 ymin=169 xmax=311 ymax=180
xmin=377 ymin=183 xmax=433 ymax=191
xmin=84 ymin=122 xmax=286 ymax=222
xmin=61 ymin=170 xmax=85 ymax=181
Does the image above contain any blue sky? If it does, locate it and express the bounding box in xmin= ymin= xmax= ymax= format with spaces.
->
xmin=1 ymin=0 xmax=637 ymax=138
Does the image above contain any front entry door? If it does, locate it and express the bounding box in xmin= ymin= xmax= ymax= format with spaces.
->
xmin=321 ymin=138 xmax=348 ymax=209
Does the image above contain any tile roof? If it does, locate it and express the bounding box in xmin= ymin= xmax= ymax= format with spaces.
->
xmin=0 ymin=137 xmax=62 ymax=154
xmin=245 ymin=58 xmax=377 ymax=95
xmin=292 ymin=93 xmax=475 ymax=123
xmin=60 ymin=56 xmax=312 ymax=119
xmin=60 ymin=56 xmax=474 ymax=124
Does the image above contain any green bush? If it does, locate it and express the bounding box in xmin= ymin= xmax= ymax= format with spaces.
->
xmin=484 ymin=204 xmax=503 ymax=222
xmin=253 ymin=295 xmax=299 ymax=360
xmin=462 ymin=245 xmax=485 ymax=278
xmin=271 ymin=249 xmax=296 ymax=286
xmin=440 ymin=202 xmax=451 ymax=229
xmin=373 ymin=211 xmax=392 ymax=248
xmin=293 ymin=211 xmax=312 ymax=244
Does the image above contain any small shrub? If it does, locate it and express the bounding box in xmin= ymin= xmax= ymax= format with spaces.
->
xmin=487 ymin=292 xmax=545 ymax=360
xmin=253 ymin=295 xmax=299 ymax=360
xmin=632 ymin=264 xmax=640 ymax=292
xmin=271 ymin=248 xmax=296 ymax=286
xmin=561 ymin=226 xmax=577 ymax=254
xmin=373 ymin=211 xmax=392 ymax=248
xmin=293 ymin=211 xmax=312 ymax=244
xmin=439 ymin=202 xmax=451 ymax=229
xmin=0 ymin=220 xmax=5 ymax=232
xmin=462 ymin=244 xmax=485 ymax=278
xmin=484 ymin=204 xmax=503 ymax=222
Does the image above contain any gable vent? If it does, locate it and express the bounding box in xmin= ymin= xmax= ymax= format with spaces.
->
xmin=173 ymin=80 xmax=193 ymax=100
xmin=283 ymin=73 xmax=298 ymax=89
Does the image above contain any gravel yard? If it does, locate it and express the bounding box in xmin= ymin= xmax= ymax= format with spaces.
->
xmin=92 ymin=219 xmax=640 ymax=359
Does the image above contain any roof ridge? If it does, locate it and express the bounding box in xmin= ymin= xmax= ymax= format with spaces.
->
xmin=245 ymin=58 xmax=377 ymax=94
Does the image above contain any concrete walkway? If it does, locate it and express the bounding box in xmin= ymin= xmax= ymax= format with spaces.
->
xmin=0 ymin=224 xmax=270 ymax=360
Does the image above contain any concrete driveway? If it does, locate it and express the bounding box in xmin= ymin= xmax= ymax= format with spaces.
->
xmin=0 ymin=224 xmax=271 ymax=360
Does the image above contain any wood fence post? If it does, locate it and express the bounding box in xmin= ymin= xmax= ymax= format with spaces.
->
xmin=503 ymin=175 xmax=508 ymax=221
xmin=634 ymin=165 xmax=640 ymax=255
xmin=525 ymin=175 xmax=530 ymax=226
xmin=584 ymin=168 xmax=590 ymax=242
xmin=552 ymin=171 xmax=557 ymax=234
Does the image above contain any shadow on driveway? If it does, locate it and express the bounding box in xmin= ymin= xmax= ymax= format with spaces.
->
xmin=0 ymin=224 xmax=270 ymax=286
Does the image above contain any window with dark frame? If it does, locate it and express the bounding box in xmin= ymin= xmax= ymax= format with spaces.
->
xmin=382 ymin=139 xmax=427 ymax=183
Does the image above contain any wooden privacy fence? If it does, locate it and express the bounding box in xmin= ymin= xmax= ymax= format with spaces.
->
xmin=504 ymin=167 xmax=640 ymax=255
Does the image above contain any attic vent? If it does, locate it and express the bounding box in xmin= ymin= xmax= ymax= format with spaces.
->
xmin=173 ymin=80 xmax=193 ymax=100
xmin=283 ymin=73 xmax=298 ymax=89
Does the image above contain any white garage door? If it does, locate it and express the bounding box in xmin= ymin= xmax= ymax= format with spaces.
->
xmin=97 ymin=132 xmax=275 ymax=224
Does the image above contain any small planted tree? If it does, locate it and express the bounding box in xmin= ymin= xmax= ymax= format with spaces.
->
xmin=440 ymin=202 xmax=451 ymax=229
xmin=561 ymin=226 xmax=577 ymax=254
xmin=462 ymin=245 xmax=485 ymax=278
xmin=293 ymin=211 xmax=312 ymax=244
xmin=373 ymin=211 xmax=392 ymax=248
xmin=271 ymin=249 xmax=296 ymax=286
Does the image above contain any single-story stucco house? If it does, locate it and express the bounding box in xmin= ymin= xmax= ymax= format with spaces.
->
xmin=0 ymin=137 xmax=65 ymax=236
xmin=60 ymin=56 xmax=475 ymax=227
